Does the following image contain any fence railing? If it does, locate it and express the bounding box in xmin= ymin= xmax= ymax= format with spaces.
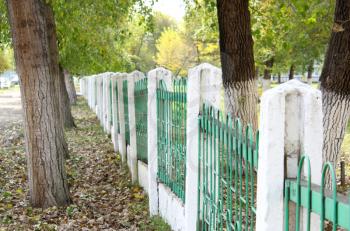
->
xmin=123 ymin=79 xmax=130 ymax=145
xmin=79 ymin=65 xmax=350 ymax=231
xmin=284 ymin=155 xmax=350 ymax=231
xmin=135 ymin=78 xmax=148 ymax=163
xmin=157 ymin=79 xmax=187 ymax=202
xmin=198 ymin=105 xmax=259 ymax=231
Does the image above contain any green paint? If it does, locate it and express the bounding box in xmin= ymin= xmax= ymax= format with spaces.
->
xmin=197 ymin=105 xmax=259 ymax=230
xmin=123 ymin=80 xmax=130 ymax=145
xmin=135 ymin=78 xmax=148 ymax=163
xmin=157 ymin=79 xmax=187 ymax=202
xmin=284 ymin=156 xmax=348 ymax=230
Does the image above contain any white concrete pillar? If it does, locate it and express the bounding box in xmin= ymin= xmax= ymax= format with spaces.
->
xmin=97 ymin=75 xmax=103 ymax=123
xmin=79 ymin=78 xmax=84 ymax=97
xmin=105 ymin=73 xmax=113 ymax=134
xmin=102 ymin=74 xmax=109 ymax=132
xmin=262 ymin=79 xmax=271 ymax=91
xmin=256 ymin=79 xmax=323 ymax=231
xmin=184 ymin=63 xmax=223 ymax=231
xmin=111 ymin=73 xmax=120 ymax=152
xmin=117 ymin=73 xmax=128 ymax=163
xmin=147 ymin=67 xmax=173 ymax=216
xmin=85 ymin=78 xmax=91 ymax=107
xmin=128 ymin=71 xmax=146 ymax=183
xmin=91 ymin=76 xmax=97 ymax=112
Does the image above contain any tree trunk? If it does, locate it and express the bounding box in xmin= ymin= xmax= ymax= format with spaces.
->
xmin=278 ymin=72 xmax=281 ymax=84
xmin=59 ymin=66 xmax=76 ymax=128
xmin=307 ymin=62 xmax=314 ymax=85
xmin=216 ymin=0 xmax=258 ymax=129
xmin=322 ymin=91 xmax=350 ymax=166
xmin=64 ymin=69 xmax=77 ymax=105
xmin=320 ymin=0 xmax=350 ymax=178
xmin=289 ymin=64 xmax=295 ymax=80
xmin=6 ymin=0 xmax=71 ymax=208
xmin=43 ymin=2 xmax=75 ymax=130
xmin=262 ymin=58 xmax=274 ymax=91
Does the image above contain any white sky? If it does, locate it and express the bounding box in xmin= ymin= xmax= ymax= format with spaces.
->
xmin=153 ymin=0 xmax=186 ymax=21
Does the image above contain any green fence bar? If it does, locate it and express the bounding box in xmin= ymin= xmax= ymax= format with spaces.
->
xmin=197 ymin=105 xmax=259 ymax=231
xmin=123 ymin=80 xmax=130 ymax=145
xmin=284 ymin=155 xmax=350 ymax=231
xmin=157 ymin=78 xmax=187 ymax=202
xmin=135 ymin=78 xmax=148 ymax=163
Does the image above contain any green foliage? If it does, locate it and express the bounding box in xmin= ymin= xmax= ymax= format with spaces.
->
xmin=123 ymin=11 xmax=177 ymax=72
xmin=184 ymin=0 xmax=220 ymax=66
xmin=156 ymin=28 xmax=195 ymax=76
xmin=51 ymin=0 xmax=141 ymax=75
xmin=0 ymin=48 xmax=13 ymax=72
xmin=184 ymin=0 xmax=335 ymax=75
xmin=252 ymin=0 xmax=335 ymax=75
xmin=0 ymin=0 xmax=10 ymax=47
xmin=1 ymin=0 xmax=336 ymax=77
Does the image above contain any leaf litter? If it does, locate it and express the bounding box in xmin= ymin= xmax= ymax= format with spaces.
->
xmin=0 ymin=98 xmax=170 ymax=231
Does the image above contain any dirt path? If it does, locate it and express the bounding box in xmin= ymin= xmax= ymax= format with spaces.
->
xmin=0 ymin=88 xmax=22 ymax=129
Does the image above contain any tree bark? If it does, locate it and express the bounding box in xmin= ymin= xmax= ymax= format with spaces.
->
xmin=43 ymin=3 xmax=75 ymax=130
xmin=289 ymin=64 xmax=295 ymax=80
xmin=6 ymin=0 xmax=71 ymax=208
xmin=278 ymin=72 xmax=281 ymax=84
xmin=216 ymin=0 xmax=258 ymax=129
xmin=307 ymin=62 xmax=314 ymax=85
xmin=59 ymin=66 xmax=76 ymax=129
xmin=262 ymin=58 xmax=274 ymax=91
xmin=64 ymin=69 xmax=77 ymax=105
xmin=320 ymin=0 xmax=350 ymax=177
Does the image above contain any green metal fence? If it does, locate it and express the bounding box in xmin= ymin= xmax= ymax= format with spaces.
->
xmin=123 ymin=80 xmax=130 ymax=145
xmin=135 ymin=78 xmax=148 ymax=163
xmin=284 ymin=155 xmax=350 ymax=231
xmin=197 ymin=105 xmax=259 ymax=231
xmin=157 ymin=79 xmax=187 ymax=202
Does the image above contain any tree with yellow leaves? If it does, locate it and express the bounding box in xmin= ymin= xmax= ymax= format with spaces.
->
xmin=155 ymin=28 xmax=195 ymax=76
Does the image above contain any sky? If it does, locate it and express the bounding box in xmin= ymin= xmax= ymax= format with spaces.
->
xmin=153 ymin=0 xmax=186 ymax=21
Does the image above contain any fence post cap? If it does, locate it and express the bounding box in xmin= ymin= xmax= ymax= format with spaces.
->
xmin=265 ymin=79 xmax=320 ymax=94
xmin=189 ymin=63 xmax=221 ymax=75
xmin=128 ymin=71 xmax=145 ymax=80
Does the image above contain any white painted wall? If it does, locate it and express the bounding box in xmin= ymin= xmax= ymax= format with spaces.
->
xmin=138 ymin=161 xmax=149 ymax=194
xmin=159 ymin=183 xmax=186 ymax=231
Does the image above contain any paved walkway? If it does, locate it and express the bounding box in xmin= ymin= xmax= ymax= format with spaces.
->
xmin=0 ymin=88 xmax=22 ymax=129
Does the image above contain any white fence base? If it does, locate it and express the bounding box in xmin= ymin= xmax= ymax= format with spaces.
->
xmin=138 ymin=161 xmax=149 ymax=194
xmin=159 ymin=184 xmax=186 ymax=231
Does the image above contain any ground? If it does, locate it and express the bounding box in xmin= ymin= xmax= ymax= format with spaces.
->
xmin=0 ymin=86 xmax=22 ymax=130
xmin=0 ymin=89 xmax=170 ymax=230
